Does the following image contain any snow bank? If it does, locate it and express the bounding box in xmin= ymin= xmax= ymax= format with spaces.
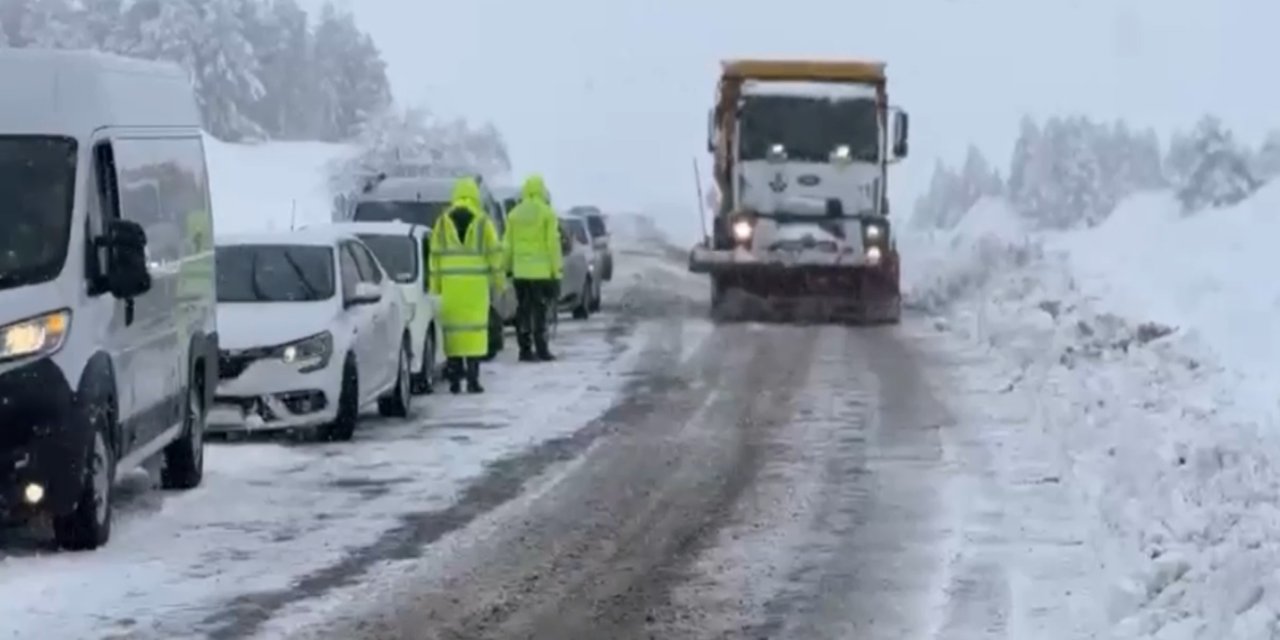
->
xmin=203 ymin=134 xmax=356 ymax=236
xmin=907 ymin=187 xmax=1280 ymax=639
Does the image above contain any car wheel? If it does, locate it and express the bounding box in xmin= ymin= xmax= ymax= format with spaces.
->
xmin=53 ymin=414 xmax=115 ymax=550
xmin=588 ymin=280 xmax=602 ymax=313
xmin=378 ymin=337 xmax=412 ymax=418
xmin=484 ymin=308 xmax=504 ymax=361
xmin=161 ymin=364 xmax=205 ymax=490
xmin=572 ymin=277 xmax=591 ymax=320
xmin=412 ymin=327 xmax=436 ymax=395
xmin=319 ymin=357 xmax=358 ymax=442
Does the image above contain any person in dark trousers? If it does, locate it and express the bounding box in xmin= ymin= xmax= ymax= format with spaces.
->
xmin=503 ymin=174 xmax=564 ymax=361
xmin=428 ymin=178 xmax=505 ymax=393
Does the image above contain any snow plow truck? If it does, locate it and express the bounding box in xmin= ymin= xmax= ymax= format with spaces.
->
xmin=688 ymin=58 xmax=910 ymax=324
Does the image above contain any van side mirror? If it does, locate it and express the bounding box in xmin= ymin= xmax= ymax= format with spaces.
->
xmin=101 ymin=219 xmax=151 ymax=299
xmin=891 ymin=108 xmax=909 ymax=159
xmin=560 ymin=229 xmax=572 ymax=256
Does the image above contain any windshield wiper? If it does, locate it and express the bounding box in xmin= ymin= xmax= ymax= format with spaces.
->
xmin=280 ymin=251 xmax=321 ymax=300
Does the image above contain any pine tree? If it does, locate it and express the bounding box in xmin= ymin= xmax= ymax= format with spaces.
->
xmin=1251 ymin=130 xmax=1280 ymax=184
xmin=1175 ymin=115 xmax=1259 ymax=212
xmin=312 ymin=2 xmax=391 ymax=141
xmin=16 ymin=0 xmax=88 ymax=49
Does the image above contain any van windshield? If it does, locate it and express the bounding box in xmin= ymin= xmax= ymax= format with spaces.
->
xmin=353 ymin=200 xmax=449 ymax=228
xmin=0 ymin=136 xmax=77 ymax=292
xmin=356 ymin=234 xmax=417 ymax=283
xmin=215 ymin=244 xmax=335 ymax=303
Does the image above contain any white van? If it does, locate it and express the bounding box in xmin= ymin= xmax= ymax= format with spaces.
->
xmin=0 ymin=49 xmax=216 ymax=550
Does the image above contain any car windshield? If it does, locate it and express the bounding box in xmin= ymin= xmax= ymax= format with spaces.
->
xmin=215 ymin=244 xmax=335 ymax=302
xmin=563 ymin=219 xmax=589 ymax=244
xmin=356 ymin=234 xmax=417 ymax=283
xmin=0 ymin=136 xmax=77 ymax=292
xmin=584 ymin=215 xmax=607 ymax=237
xmin=353 ymin=200 xmax=449 ymax=228
xmin=739 ymin=94 xmax=880 ymax=163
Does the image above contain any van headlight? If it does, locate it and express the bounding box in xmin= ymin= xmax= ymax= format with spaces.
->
xmin=279 ymin=331 xmax=332 ymax=373
xmin=0 ymin=310 xmax=70 ymax=363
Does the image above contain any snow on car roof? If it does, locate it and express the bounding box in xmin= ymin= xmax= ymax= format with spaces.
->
xmin=361 ymin=176 xmax=457 ymax=202
xmin=217 ymin=227 xmax=353 ymax=247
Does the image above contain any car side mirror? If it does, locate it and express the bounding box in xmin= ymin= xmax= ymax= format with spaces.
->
xmin=560 ymin=231 xmax=572 ymax=256
xmin=101 ymin=219 xmax=151 ymax=299
xmin=349 ymin=281 xmax=381 ymax=306
xmin=891 ymin=108 xmax=909 ymax=160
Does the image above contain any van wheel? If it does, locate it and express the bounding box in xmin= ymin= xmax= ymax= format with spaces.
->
xmin=319 ymin=357 xmax=358 ymax=442
xmin=411 ymin=328 xmax=436 ymax=395
xmin=53 ymin=416 xmax=115 ymax=550
xmin=378 ymin=337 xmax=412 ymax=418
xmin=162 ymin=366 xmax=206 ymax=490
xmin=572 ymin=278 xmax=592 ymax=320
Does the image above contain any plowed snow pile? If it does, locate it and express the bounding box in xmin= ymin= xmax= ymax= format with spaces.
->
xmin=905 ymin=185 xmax=1280 ymax=639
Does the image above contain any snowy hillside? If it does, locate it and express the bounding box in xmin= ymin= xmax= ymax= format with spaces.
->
xmin=904 ymin=187 xmax=1280 ymax=639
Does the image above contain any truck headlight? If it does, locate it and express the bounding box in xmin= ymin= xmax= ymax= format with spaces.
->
xmin=0 ymin=310 xmax=70 ymax=362
xmin=279 ymin=331 xmax=332 ymax=373
xmin=864 ymin=223 xmax=883 ymax=241
xmin=865 ymin=246 xmax=883 ymax=264
xmin=732 ymin=219 xmax=753 ymax=241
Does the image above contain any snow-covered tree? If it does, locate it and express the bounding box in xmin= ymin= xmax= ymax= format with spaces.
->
xmin=9 ymin=0 xmax=88 ymax=48
xmin=327 ymin=104 xmax=514 ymax=219
xmin=1250 ymin=130 xmax=1280 ymax=184
xmin=910 ymin=146 xmax=1003 ymax=230
xmin=245 ymin=0 xmax=315 ymax=138
xmin=312 ymin=2 xmax=391 ymax=141
xmin=1174 ymin=115 xmax=1259 ymax=212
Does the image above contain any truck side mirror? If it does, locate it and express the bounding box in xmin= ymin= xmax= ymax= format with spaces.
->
xmin=891 ymin=108 xmax=909 ymax=159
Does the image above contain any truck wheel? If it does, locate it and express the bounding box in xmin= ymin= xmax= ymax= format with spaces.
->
xmin=53 ymin=415 xmax=115 ymax=550
xmin=161 ymin=364 xmax=206 ymax=490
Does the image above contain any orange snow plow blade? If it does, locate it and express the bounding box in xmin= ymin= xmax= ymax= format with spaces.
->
xmin=709 ymin=261 xmax=901 ymax=325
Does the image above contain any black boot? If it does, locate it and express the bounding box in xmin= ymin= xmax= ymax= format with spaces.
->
xmin=518 ymin=347 xmax=537 ymax=362
xmin=465 ymin=360 xmax=484 ymax=394
xmin=535 ymin=340 xmax=556 ymax=362
xmin=446 ymin=359 xmax=462 ymax=394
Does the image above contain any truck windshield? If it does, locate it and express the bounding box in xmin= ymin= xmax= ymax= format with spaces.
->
xmin=738 ymin=94 xmax=880 ymax=163
xmin=215 ymin=244 xmax=335 ymax=302
xmin=353 ymin=200 xmax=449 ymax=229
xmin=0 ymin=136 xmax=77 ymax=292
xmin=356 ymin=234 xmax=418 ymax=283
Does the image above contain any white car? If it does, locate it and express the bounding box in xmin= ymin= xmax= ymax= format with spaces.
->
xmin=323 ymin=221 xmax=443 ymax=394
xmin=558 ymin=216 xmax=603 ymax=319
xmin=210 ymin=229 xmax=413 ymax=441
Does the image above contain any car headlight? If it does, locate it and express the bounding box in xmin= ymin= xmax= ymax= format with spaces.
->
xmin=279 ymin=331 xmax=333 ymax=373
xmin=732 ymin=219 xmax=753 ymax=241
xmin=0 ymin=310 xmax=70 ymax=363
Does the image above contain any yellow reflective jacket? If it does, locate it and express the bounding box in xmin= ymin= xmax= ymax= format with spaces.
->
xmin=428 ymin=178 xmax=505 ymax=357
xmin=503 ymin=174 xmax=563 ymax=280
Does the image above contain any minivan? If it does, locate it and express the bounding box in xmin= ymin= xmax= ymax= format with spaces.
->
xmin=0 ymin=49 xmax=217 ymax=550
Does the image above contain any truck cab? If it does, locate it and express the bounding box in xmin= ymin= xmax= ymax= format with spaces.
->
xmin=689 ymin=58 xmax=909 ymax=323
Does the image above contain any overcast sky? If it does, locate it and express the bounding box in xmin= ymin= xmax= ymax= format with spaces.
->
xmin=318 ymin=0 xmax=1276 ymax=241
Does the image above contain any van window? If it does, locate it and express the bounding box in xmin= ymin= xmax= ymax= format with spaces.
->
xmin=215 ymin=244 xmax=336 ymax=302
xmin=0 ymin=136 xmax=77 ymax=292
xmin=357 ymin=234 xmax=417 ymax=283
xmin=584 ymin=215 xmax=607 ymax=238
xmin=113 ymin=136 xmax=209 ymax=265
xmin=353 ymin=200 xmax=449 ymax=229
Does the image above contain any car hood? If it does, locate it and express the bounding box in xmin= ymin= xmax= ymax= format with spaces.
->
xmin=217 ymin=302 xmax=337 ymax=350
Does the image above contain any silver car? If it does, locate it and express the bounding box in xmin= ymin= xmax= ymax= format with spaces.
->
xmin=558 ymin=216 xmax=603 ymax=319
